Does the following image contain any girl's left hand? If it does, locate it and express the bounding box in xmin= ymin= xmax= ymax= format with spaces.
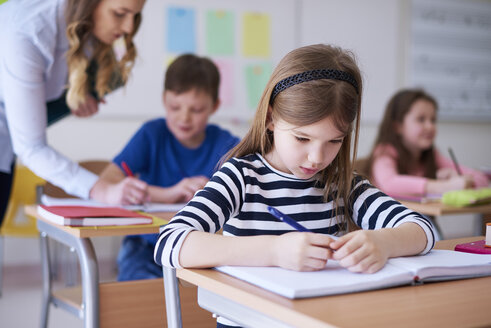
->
xmin=328 ymin=230 xmax=390 ymax=273
xmin=71 ymin=95 xmax=105 ymax=117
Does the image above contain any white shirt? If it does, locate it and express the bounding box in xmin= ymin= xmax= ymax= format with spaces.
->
xmin=0 ymin=0 xmax=97 ymax=199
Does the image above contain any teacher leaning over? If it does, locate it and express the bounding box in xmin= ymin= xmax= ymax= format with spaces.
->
xmin=0 ymin=0 xmax=145 ymax=223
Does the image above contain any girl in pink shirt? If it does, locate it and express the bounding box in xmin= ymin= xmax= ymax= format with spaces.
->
xmin=367 ymin=89 xmax=488 ymax=197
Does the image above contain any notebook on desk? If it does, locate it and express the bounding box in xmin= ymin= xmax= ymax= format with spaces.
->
xmin=37 ymin=205 xmax=153 ymax=227
xmin=215 ymin=250 xmax=491 ymax=299
xmin=40 ymin=194 xmax=186 ymax=212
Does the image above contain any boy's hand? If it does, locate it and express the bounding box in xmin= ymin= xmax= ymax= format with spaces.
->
xmin=273 ymin=232 xmax=334 ymax=271
xmin=329 ymin=230 xmax=390 ymax=274
xmin=115 ymin=177 xmax=149 ymax=205
xmin=170 ymin=176 xmax=208 ymax=203
xmin=91 ymin=177 xmax=149 ymax=205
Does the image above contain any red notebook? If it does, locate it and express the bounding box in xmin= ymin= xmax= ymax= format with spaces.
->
xmin=37 ymin=205 xmax=153 ymax=227
xmin=455 ymin=240 xmax=491 ymax=255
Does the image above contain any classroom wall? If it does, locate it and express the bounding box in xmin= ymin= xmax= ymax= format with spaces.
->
xmin=5 ymin=0 xmax=490 ymax=266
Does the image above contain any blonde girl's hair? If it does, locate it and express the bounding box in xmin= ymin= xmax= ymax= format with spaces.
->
xmin=367 ymin=89 xmax=438 ymax=179
xmin=224 ymin=44 xmax=363 ymax=232
xmin=64 ymin=0 xmax=142 ymax=109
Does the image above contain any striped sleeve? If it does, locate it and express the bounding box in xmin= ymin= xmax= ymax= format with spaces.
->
xmin=154 ymin=159 xmax=244 ymax=268
xmin=349 ymin=176 xmax=436 ymax=254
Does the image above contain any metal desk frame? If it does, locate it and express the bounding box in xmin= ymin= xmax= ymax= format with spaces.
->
xmin=38 ymin=219 xmax=99 ymax=328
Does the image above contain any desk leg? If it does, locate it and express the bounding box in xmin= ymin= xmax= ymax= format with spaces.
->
xmin=40 ymin=232 xmax=51 ymax=328
xmin=163 ymin=267 xmax=182 ymax=328
xmin=74 ymin=237 xmax=99 ymax=328
xmin=37 ymin=220 xmax=99 ymax=328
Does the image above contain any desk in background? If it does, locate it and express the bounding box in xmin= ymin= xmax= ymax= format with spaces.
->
xmin=400 ymin=200 xmax=491 ymax=236
xmin=163 ymin=236 xmax=491 ymax=328
xmin=25 ymin=206 xmax=196 ymax=328
xmin=399 ymin=200 xmax=491 ymax=217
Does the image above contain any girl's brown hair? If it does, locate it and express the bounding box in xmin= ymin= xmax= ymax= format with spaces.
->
xmin=225 ymin=44 xmax=363 ymax=232
xmin=64 ymin=0 xmax=142 ymax=109
xmin=367 ymin=88 xmax=438 ymax=179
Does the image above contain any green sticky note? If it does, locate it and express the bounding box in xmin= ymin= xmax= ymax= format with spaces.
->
xmin=206 ymin=10 xmax=235 ymax=56
xmin=245 ymin=62 xmax=273 ymax=109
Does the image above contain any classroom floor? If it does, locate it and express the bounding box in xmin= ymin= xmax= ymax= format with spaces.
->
xmin=0 ymin=261 xmax=117 ymax=328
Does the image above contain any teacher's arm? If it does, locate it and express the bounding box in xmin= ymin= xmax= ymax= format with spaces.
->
xmin=2 ymin=34 xmax=97 ymax=199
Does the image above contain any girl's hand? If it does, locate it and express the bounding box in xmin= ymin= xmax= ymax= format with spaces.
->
xmin=71 ymin=95 xmax=104 ymax=117
xmin=436 ymin=167 xmax=458 ymax=180
xmin=91 ymin=177 xmax=149 ymax=205
xmin=445 ymin=175 xmax=475 ymax=190
xmin=329 ymin=230 xmax=390 ymax=273
xmin=169 ymin=176 xmax=209 ymax=203
xmin=273 ymin=232 xmax=334 ymax=271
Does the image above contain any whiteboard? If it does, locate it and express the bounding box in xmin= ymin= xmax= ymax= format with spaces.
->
xmin=97 ymin=0 xmax=297 ymax=124
xmin=299 ymin=0 xmax=402 ymax=123
xmin=408 ymin=0 xmax=491 ymax=122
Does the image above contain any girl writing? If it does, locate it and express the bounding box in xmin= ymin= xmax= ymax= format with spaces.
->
xmin=154 ymin=44 xmax=436 ymax=326
xmin=367 ymin=89 xmax=488 ymax=197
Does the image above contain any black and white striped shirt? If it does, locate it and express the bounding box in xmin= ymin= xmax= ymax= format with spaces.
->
xmin=154 ymin=153 xmax=436 ymax=268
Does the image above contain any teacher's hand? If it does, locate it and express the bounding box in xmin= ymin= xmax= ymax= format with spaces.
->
xmin=71 ymin=95 xmax=105 ymax=117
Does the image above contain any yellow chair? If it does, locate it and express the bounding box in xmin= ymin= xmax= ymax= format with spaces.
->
xmin=0 ymin=164 xmax=45 ymax=296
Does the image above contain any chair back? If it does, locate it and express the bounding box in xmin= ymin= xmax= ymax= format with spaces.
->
xmin=0 ymin=165 xmax=45 ymax=237
xmin=353 ymin=157 xmax=370 ymax=179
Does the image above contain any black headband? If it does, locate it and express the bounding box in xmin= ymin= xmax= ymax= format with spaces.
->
xmin=270 ymin=69 xmax=359 ymax=103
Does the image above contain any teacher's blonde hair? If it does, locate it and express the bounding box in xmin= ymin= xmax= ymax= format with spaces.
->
xmin=64 ymin=0 xmax=141 ymax=109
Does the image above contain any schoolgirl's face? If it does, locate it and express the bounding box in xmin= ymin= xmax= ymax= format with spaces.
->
xmin=92 ymin=0 xmax=145 ymax=45
xmin=397 ymin=99 xmax=437 ymax=155
xmin=265 ymin=113 xmax=345 ymax=179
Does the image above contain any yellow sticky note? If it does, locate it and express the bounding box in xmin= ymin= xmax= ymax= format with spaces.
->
xmin=242 ymin=13 xmax=271 ymax=58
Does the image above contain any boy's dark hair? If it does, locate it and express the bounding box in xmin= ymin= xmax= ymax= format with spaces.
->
xmin=164 ymin=54 xmax=220 ymax=103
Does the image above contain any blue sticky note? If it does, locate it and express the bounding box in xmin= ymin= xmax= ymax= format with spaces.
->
xmin=166 ymin=7 xmax=196 ymax=53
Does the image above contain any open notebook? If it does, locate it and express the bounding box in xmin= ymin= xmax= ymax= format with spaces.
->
xmin=215 ymin=250 xmax=491 ymax=299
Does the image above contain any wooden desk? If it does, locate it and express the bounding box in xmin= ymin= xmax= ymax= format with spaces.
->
xmin=25 ymin=205 xmax=173 ymax=328
xmin=164 ymin=236 xmax=491 ymax=328
xmin=54 ymin=278 xmax=215 ymax=328
xmin=399 ymin=200 xmax=491 ymax=217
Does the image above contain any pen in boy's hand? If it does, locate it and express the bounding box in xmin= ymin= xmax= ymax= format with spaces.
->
xmin=121 ymin=161 xmax=134 ymax=177
xmin=267 ymin=206 xmax=312 ymax=232
xmin=448 ymin=147 xmax=462 ymax=176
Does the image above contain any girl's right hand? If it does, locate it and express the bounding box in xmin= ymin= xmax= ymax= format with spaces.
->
xmin=273 ymin=232 xmax=334 ymax=271
xmin=91 ymin=177 xmax=149 ymax=205
xmin=445 ymin=175 xmax=475 ymax=190
xmin=436 ymin=167 xmax=458 ymax=180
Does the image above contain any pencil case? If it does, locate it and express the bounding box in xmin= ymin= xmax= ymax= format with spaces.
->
xmin=442 ymin=188 xmax=491 ymax=207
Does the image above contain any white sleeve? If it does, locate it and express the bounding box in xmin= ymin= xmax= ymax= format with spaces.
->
xmin=2 ymin=33 xmax=97 ymax=199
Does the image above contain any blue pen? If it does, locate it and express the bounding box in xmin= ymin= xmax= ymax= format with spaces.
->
xmin=267 ymin=206 xmax=312 ymax=232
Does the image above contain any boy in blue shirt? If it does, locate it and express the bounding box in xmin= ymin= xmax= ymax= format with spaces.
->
xmin=93 ymin=54 xmax=239 ymax=281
